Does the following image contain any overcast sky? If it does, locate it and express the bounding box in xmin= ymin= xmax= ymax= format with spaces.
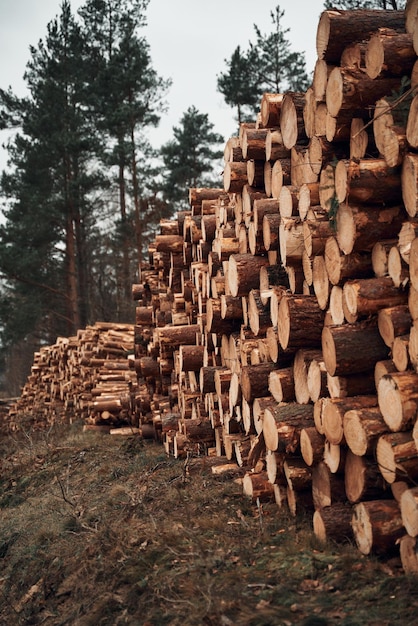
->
xmin=0 ymin=0 xmax=325 ymax=168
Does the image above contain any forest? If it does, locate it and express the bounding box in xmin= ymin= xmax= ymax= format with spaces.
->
xmin=0 ymin=0 xmax=405 ymax=395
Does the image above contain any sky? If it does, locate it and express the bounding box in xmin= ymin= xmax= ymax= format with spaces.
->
xmin=0 ymin=0 xmax=326 ymax=168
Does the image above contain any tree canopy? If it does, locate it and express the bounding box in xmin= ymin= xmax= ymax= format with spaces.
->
xmin=160 ymin=106 xmax=224 ymax=211
xmin=217 ymin=4 xmax=310 ymax=126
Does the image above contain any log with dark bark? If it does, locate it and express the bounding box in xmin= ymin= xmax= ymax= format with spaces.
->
xmin=351 ymin=499 xmax=404 ymax=555
xmin=316 ymin=9 xmax=405 ymax=65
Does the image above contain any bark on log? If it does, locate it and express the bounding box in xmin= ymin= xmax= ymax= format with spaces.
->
xmin=312 ymin=461 xmax=346 ymax=510
xmin=377 ymin=304 xmax=411 ymax=348
xmin=400 ymin=486 xmax=418 ymax=537
xmin=351 ymin=499 xmax=404 ymax=555
xmin=313 ymin=503 xmax=354 ymax=544
xmin=335 ymin=158 xmax=402 ymax=206
xmin=345 ymin=450 xmax=389 ymax=504
xmin=326 ymin=67 xmax=402 ymax=118
xmin=316 ymin=9 xmax=405 ymax=65
xmin=322 ymin=319 xmax=389 ymax=377
xmin=263 ymin=402 xmax=315 ymax=453
xmin=228 ymin=254 xmax=269 ymax=297
xmin=322 ymin=395 xmax=378 ymax=446
xmin=378 ymin=370 xmax=418 ymax=432
xmin=343 ymin=406 xmax=388 ymax=456
xmin=336 ymin=203 xmax=405 ymax=255
xmin=342 ymin=276 xmax=408 ymax=322
xmin=376 ymin=431 xmax=418 ymax=484
xmin=278 ymin=294 xmax=325 ymax=351
xmin=365 ymin=28 xmax=415 ymax=79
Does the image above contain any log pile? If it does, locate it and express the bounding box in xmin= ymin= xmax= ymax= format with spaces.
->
xmin=8 ymin=3 xmax=418 ymax=572
xmin=7 ymin=322 xmax=137 ymax=432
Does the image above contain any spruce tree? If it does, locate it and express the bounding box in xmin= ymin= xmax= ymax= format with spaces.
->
xmin=160 ymin=106 xmax=224 ymax=211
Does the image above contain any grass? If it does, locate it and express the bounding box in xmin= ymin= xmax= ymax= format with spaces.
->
xmin=1 ymin=421 xmax=418 ymax=625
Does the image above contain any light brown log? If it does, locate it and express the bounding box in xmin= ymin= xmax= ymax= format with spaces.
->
xmin=402 ymin=153 xmax=418 ymax=217
xmin=342 ymin=276 xmax=408 ymax=323
xmin=373 ymin=97 xmax=408 ymax=168
xmin=326 ymin=66 xmax=402 ymax=118
xmin=157 ymin=324 xmax=201 ymax=348
xmin=350 ymin=117 xmax=370 ymax=160
xmin=265 ymin=129 xmax=291 ymax=161
xmin=263 ymin=402 xmax=315 ymax=453
xmin=268 ymin=367 xmax=295 ymax=404
xmin=334 ymin=158 xmax=402 ymax=206
xmin=284 ymin=457 xmax=313 ymax=492
xmin=388 ymin=245 xmax=409 ymax=288
xmin=303 ymin=214 xmax=334 ymax=258
xmin=262 ymin=213 xmax=281 ymax=252
xmin=378 ymin=305 xmax=411 ymax=349
xmin=313 ymin=503 xmax=354 ymax=544
xmin=328 ymin=285 xmax=345 ymax=325
xmin=378 ymin=370 xmax=418 ymax=432
xmin=241 ymin=128 xmax=268 ymax=160
xmin=260 ymin=93 xmax=285 ymax=128
xmin=247 ymin=159 xmax=265 ymax=189
xmin=325 ymin=237 xmax=373 ymax=287
xmin=345 ymin=450 xmax=389 ymax=505
xmin=372 ymin=239 xmax=398 ymax=278
xmin=366 ymin=28 xmax=415 ymax=79
xmin=322 ymin=395 xmax=377 ymax=446
xmin=318 ymin=163 xmax=336 ymax=212
xmin=248 ymin=289 xmax=271 ymax=336
xmin=271 ymin=158 xmax=291 ymax=199
xmin=307 ymin=356 xmax=328 ymax=403
xmin=344 ymin=406 xmax=388 ymax=457
xmin=376 ymin=431 xmax=418 ymax=484
xmin=316 ymin=9 xmax=405 ymax=65
xmin=280 ymin=92 xmax=307 ymax=150
xmin=399 ymin=534 xmax=418 ymax=574
xmin=240 ymin=362 xmax=278 ymax=403
xmin=312 ymin=58 xmax=333 ymax=101
xmin=312 ymin=461 xmax=346 ymax=510
xmin=290 ymin=144 xmax=318 ymax=187
xmin=351 ymin=499 xmax=404 ymax=555
xmin=323 ymin=440 xmax=346 ymax=475
xmin=312 ymin=255 xmax=330 ymax=311
xmin=243 ymin=471 xmax=275 ymax=502
xmin=278 ymin=294 xmax=325 ymax=351
xmin=228 ymin=254 xmax=269 ymax=297
xmin=322 ymin=319 xmax=389 ymax=377
xmin=400 ymin=487 xmax=418 ymax=537
xmin=279 ymin=217 xmax=304 ymax=267
xmin=406 ymin=95 xmax=418 ymax=149
xmin=223 ymin=161 xmax=248 ymax=193
xmin=293 ymin=348 xmax=323 ymax=406
xmin=336 ymin=203 xmax=405 ymax=255
xmin=300 ymin=426 xmax=326 ymax=468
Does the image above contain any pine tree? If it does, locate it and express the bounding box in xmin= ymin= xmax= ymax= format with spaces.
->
xmin=251 ymin=5 xmax=310 ymax=93
xmin=160 ymin=106 xmax=224 ymax=211
xmin=217 ymin=46 xmax=262 ymax=125
xmin=217 ymin=4 xmax=310 ymax=128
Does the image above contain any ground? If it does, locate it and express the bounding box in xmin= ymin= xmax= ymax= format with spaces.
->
xmin=0 ymin=420 xmax=417 ymax=625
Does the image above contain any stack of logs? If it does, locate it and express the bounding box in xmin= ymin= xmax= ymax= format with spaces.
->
xmin=131 ymin=3 xmax=418 ymax=572
xmin=7 ymin=322 xmax=138 ymax=433
xmin=9 ymin=3 xmax=418 ymax=573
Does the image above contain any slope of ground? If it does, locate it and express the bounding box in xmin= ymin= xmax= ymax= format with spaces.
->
xmin=0 ymin=421 xmax=417 ymax=625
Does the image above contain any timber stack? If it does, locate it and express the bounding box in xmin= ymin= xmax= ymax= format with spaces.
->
xmin=8 ymin=2 xmax=418 ymax=572
xmin=7 ymin=322 xmax=137 ymax=433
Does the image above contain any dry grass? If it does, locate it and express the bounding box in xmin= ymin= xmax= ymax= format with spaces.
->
xmin=1 ymin=421 xmax=418 ymax=625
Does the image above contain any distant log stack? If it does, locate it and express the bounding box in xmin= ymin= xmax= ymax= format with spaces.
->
xmin=9 ymin=4 xmax=418 ymax=572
